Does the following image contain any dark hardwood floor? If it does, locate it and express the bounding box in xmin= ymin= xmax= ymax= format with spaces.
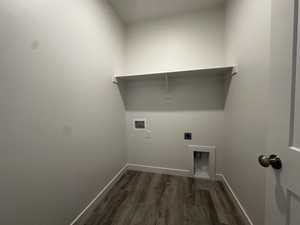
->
xmin=85 ymin=171 xmax=245 ymax=225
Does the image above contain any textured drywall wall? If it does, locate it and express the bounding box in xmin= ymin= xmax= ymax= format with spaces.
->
xmin=124 ymin=7 xmax=226 ymax=75
xmin=124 ymin=74 xmax=225 ymax=173
xmin=123 ymin=8 xmax=226 ymax=174
xmin=0 ymin=0 xmax=126 ymax=224
xmin=224 ymin=0 xmax=271 ymax=224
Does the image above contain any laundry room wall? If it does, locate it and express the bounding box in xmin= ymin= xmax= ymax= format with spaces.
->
xmin=223 ymin=0 xmax=271 ymax=224
xmin=0 ymin=0 xmax=126 ymax=224
xmin=122 ymin=6 xmax=227 ymax=174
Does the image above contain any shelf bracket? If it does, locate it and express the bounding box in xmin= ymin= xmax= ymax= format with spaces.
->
xmin=112 ymin=76 xmax=119 ymax=84
xmin=232 ymin=65 xmax=238 ymax=76
xmin=165 ymin=74 xmax=169 ymax=92
xmin=225 ymin=65 xmax=238 ymax=81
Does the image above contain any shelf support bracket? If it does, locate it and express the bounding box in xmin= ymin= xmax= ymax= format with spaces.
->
xmin=225 ymin=65 xmax=238 ymax=81
xmin=112 ymin=76 xmax=119 ymax=84
xmin=165 ymin=74 xmax=169 ymax=93
xmin=232 ymin=65 xmax=238 ymax=76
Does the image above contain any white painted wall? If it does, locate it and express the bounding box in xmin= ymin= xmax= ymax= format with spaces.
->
xmin=0 ymin=1 xmax=273 ymax=224
xmin=124 ymin=7 xmax=226 ymax=75
xmin=124 ymin=74 xmax=225 ymax=173
xmin=224 ymin=0 xmax=271 ymax=224
xmin=109 ymin=0 xmax=225 ymax=25
xmin=0 ymin=1 xmax=126 ymax=224
xmin=123 ymin=8 xmax=226 ymax=174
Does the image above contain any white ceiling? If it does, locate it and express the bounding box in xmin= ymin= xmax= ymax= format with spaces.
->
xmin=108 ymin=0 xmax=225 ymax=24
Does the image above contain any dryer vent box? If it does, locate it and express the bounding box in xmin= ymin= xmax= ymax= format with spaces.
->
xmin=134 ymin=119 xmax=146 ymax=129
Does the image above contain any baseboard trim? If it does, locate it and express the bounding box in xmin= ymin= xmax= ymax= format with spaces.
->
xmin=69 ymin=164 xmax=128 ymax=225
xmin=216 ymin=174 xmax=254 ymax=225
xmin=127 ymin=163 xmax=191 ymax=177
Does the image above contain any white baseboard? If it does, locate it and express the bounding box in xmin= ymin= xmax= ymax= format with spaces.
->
xmin=216 ymin=174 xmax=254 ymax=225
xmin=127 ymin=163 xmax=191 ymax=177
xmin=69 ymin=164 xmax=128 ymax=225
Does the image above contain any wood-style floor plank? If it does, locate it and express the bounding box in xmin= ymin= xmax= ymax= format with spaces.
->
xmin=84 ymin=171 xmax=245 ymax=225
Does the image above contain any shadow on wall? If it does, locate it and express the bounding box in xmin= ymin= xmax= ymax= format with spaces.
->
xmin=118 ymin=71 xmax=229 ymax=111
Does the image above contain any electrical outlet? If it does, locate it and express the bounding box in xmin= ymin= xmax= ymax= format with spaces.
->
xmin=184 ymin=132 xmax=192 ymax=140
